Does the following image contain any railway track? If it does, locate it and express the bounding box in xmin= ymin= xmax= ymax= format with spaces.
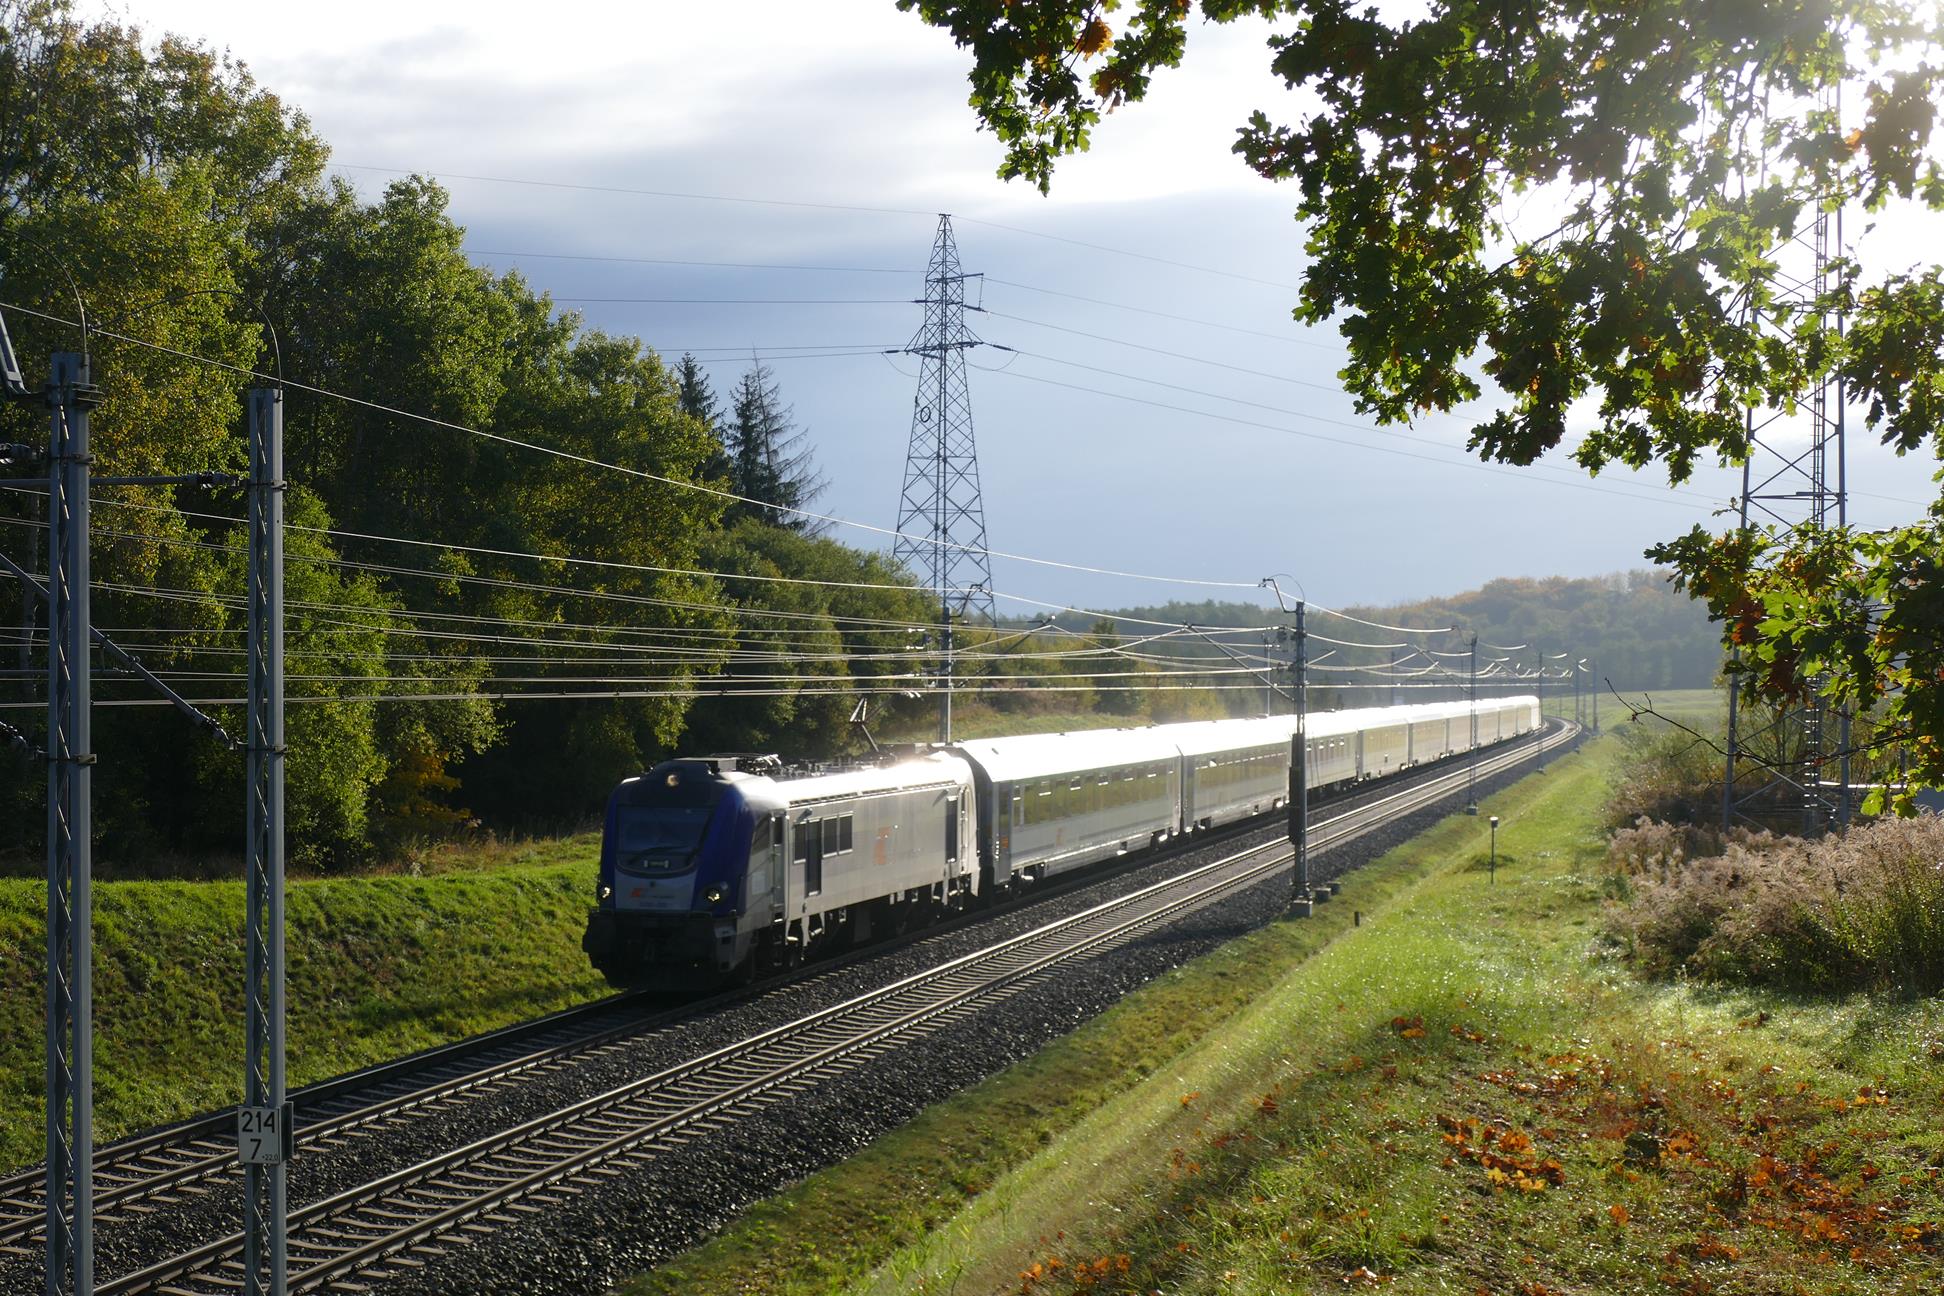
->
xmin=0 ymin=784 xmax=1289 ymax=1253
xmin=13 ymin=719 xmax=1577 ymax=1294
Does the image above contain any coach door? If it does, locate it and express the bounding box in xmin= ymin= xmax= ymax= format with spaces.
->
xmin=945 ymin=795 xmax=961 ymax=873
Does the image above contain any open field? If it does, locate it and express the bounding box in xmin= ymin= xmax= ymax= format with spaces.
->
xmin=628 ymin=717 xmax=1942 ymax=1296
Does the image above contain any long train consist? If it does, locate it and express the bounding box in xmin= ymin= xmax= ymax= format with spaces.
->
xmin=582 ymin=696 xmax=1540 ymax=986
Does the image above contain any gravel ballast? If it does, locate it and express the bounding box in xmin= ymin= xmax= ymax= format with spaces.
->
xmin=0 ymin=740 xmax=1561 ymax=1296
xmin=371 ymin=748 xmax=1555 ymax=1296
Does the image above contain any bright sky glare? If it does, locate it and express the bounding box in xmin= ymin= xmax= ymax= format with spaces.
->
xmin=84 ymin=0 xmax=1939 ymax=616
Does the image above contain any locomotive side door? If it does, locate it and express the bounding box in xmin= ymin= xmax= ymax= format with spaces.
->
xmin=795 ymin=811 xmax=824 ymax=904
xmin=765 ymin=811 xmax=785 ymax=920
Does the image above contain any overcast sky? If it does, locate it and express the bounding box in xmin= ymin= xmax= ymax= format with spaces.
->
xmin=87 ymin=0 xmax=1937 ymax=618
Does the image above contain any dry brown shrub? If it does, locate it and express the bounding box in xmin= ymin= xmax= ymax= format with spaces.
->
xmin=1606 ymin=815 xmax=1944 ymax=993
xmin=1605 ymin=818 xmax=1728 ymax=878
xmin=1603 ymin=723 xmax=1725 ymax=830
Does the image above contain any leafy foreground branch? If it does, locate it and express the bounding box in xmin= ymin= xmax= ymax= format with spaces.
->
xmin=903 ymin=0 xmax=1944 ymax=804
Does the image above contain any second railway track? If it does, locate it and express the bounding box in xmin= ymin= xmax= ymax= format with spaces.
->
xmin=10 ymin=720 xmax=1577 ymax=1296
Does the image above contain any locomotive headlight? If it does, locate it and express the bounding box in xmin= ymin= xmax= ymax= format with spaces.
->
xmin=704 ymin=886 xmax=724 ymax=904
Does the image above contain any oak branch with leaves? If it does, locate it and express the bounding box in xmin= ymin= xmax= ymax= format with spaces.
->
xmin=901 ymin=0 xmax=1944 ymax=809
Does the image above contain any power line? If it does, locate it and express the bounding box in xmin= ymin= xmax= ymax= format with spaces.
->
xmin=1308 ymin=604 xmax=1455 ymax=635
xmin=987 ymin=366 xmax=1710 ymax=512
xmin=0 ymin=302 xmax=1267 ymax=593
xmin=0 ymin=679 xmax=1288 ymax=712
xmin=981 ymin=277 xmax=1338 ymax=349
xmin=0 ymin=492 xmax=970 ymax=599
xmin=994 ymin=345 xmax=1709 ymax=508
xmin=468 ymin=247 xmax=912 ymax=275
xmin=984 ymin=310 xmax=1348 ymax=393
xmin=3 ymin=489 xmax=1286 ymax=645
xmin=468 ymin=243 xmax=1928 ymax=514
xmin=553 ymin=296 xmax=911 ymax=306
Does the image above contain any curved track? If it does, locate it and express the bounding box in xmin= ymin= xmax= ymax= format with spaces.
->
xmin=12 ymin=720 xmax=1577 ymax=1294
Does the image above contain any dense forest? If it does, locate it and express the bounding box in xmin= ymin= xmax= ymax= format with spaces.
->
xmin=0 ymin=4 xmax=1726 ymax=872
xmin=0 ymin=1 xmax=957 ymax=867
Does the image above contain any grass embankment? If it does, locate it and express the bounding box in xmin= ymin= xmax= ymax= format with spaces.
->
xmin=0 ymin=835 xmax=606 ymax=1169
xmin=631 ymin=723 xmax=1943 ymax=1295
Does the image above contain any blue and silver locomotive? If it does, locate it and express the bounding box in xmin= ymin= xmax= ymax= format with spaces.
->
xmin=583 ymin=697 xmax=1540 ymax=987
xmin=583 ymin=751 xmax=979 ymax=986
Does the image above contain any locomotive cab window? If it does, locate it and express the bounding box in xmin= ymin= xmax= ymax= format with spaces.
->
xmin=612 ymin=771 xmax=722 ymax=876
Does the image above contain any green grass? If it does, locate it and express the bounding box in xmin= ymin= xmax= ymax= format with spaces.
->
xmin=621 ymin=744 xmax=1593 ymax=1296
xmin=0 ymin=842 xmax=607 ymax=1170
xmin=623 ymin=728 xmax=1942 ymax=1295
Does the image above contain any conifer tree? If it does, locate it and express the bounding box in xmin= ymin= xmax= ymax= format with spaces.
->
xmin=676 ymin=352 xmax=731 ymax=483
xmin=725 ymin=359 xmax=827 ymax=532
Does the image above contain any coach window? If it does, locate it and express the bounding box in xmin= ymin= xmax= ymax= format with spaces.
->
xmin=839 ymin=814 xmax=854 ymax=853
xmin=793 ymin=825 xmax=809 ymax=865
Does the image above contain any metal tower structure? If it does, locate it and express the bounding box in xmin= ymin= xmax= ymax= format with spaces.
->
xmin=1722 ymin=118 xmax=1851 ymax=835
xmin=895 ymin=215 xmax=996 ymax=741
xmin=44 ymin=351 xmax=95 ymax=1296
xmin=241 ymin=387 xmax=291 ymax=1296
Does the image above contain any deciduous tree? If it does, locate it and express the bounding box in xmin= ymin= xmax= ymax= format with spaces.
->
xmin=902 ymin=0 xmax=1944 ymax=807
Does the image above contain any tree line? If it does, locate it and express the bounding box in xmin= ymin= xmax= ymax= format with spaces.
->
xmin=0 ymin=0 xmax=936 ymax=869
xmin=1085 ymin=571 xmax=1725 ymax=707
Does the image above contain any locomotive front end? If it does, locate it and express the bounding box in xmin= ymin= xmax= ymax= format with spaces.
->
xmin=581 ymin=758 xmax=775 ymax=988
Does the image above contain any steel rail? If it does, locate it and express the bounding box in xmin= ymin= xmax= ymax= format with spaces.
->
xmin=0 ymin=781 xmax=1288 ymax=1243
xmin=0 ymin=723 xmax=1527 ymax=1241
xmin=102 ymin=831 xmax=1296 ymax=1295
xmin=95 ymin=718 xmax=1575 ymax=1296
xmin=0 ymin=993 xmax=675 ymax=1247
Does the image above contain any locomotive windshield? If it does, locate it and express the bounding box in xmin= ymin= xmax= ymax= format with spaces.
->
xmin=612 ymin=768 xmax=723 ymax=875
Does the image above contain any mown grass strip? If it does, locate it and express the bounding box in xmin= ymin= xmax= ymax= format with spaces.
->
xmin=621 ymin=743 xmax=1588 ymax=1296
xmin=840 ymin=735 xmax=1944 ymax=1296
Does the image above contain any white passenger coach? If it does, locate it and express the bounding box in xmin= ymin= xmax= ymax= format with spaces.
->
xmin=583 ymin=696 xmax=1542 ymax=984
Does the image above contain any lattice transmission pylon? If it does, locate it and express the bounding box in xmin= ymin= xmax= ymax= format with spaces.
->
xmin=1722 ymin=158 xmax=1851 ymax=835
xmin=894 ymin=214 xmax=996 ymax=741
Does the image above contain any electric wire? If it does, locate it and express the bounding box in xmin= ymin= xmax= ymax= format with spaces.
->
xmin=986 ymin=366 xmax=1710 ymax=512
xmin=0 ymin=301 xmax=1269 ymax=594
xmin=467 ymin=248 xmax=912 ymax=275
xmin=996 ymin=345 xmax=1720 ymax=508
xmin=1307 ymin=604 xmax=1455 ymax=635
xmin=3 ymin=506 xmax=1266 ymax=659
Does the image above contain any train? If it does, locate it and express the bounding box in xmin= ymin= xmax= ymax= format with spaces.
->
xmin=581 ymin=696 xmax=1541 ymax=987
